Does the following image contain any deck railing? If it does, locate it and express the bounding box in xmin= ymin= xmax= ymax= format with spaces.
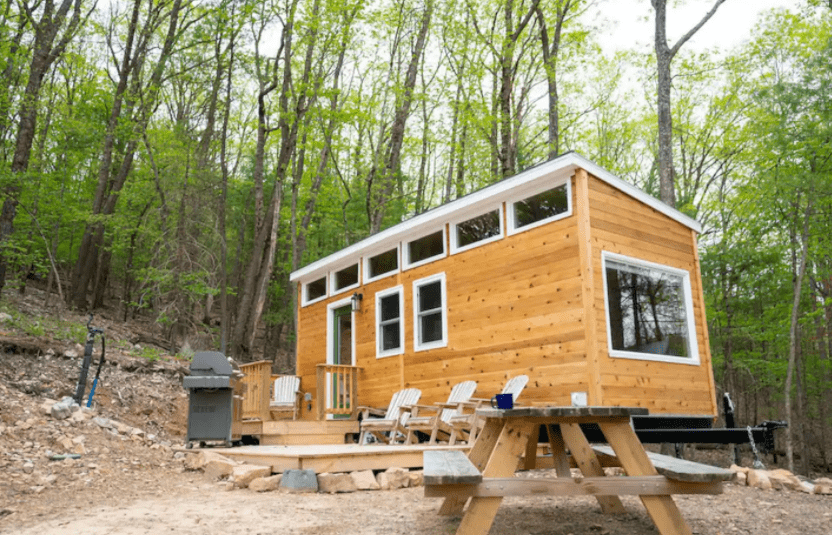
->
xmin=238 ymin=360 xmax=272 ymax=421
xmin=316 ymin=364 xmax=360 ymax=420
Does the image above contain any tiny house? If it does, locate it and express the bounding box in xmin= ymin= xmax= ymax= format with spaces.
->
xmin=289 ymin=152 xmax=718 ymax=424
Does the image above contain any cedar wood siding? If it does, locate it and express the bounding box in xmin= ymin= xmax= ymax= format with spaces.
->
xmin=585 ymin=172 xmax=717 ymax=417
xmin=294 ymin=167 xmax=716 ymax=419
xmin=295 ymin=175 xmax=587 ymax=417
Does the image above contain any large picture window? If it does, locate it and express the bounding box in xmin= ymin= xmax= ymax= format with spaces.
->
xmin=508 ymin=182 xmax=571 ymax=234
xmin=375 ymin=286 xmax=404 ymax=358
xmin=413 ymin=273 xmax=447 ymax=351
xmin=602 ymin=252 xmax=699 ymax=364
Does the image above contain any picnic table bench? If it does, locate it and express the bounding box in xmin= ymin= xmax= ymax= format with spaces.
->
xmin=423 ymin=406 xmax=731 ymax=535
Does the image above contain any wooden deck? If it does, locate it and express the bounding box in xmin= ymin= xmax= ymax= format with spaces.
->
xmin=220 ymin=443 xmax=470 ymax=474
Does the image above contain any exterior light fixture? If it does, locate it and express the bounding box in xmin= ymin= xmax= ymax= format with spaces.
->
xmin=351 ymin=292 xmax=363 ymax=312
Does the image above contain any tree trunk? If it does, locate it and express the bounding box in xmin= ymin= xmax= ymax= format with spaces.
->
xmin=651 ymin=0 xmax=725 ymax=207
xmin=0 ymin=0 xmax=86 ymax=291
xmin=785 ymin=196 xmax=813 ymax=473
xmin=368 ymin=0 xmax=434 ymax=233
xmin=69 ymin=0 xmax=182 ymax=309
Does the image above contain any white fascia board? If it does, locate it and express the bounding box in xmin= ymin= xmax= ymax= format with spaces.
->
xmin=290 ymin=152 xmax=701 ymax=283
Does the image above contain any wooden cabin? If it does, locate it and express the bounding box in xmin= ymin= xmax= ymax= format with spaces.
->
xmin=288 ymin=152 xmax=718 ymax=428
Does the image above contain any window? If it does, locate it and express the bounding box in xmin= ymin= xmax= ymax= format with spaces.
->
xmin=365 ymin=247 xmax=399 ymax=282
xmin=404 ymin=229 xmax=446 ymax=269
xmin=303 ymin=276 xmax=327 ymax=306
xmin=602 ymin=252 xmax=699 ymax=364
xmin=451 ymin=207 xmax=503 ymax=254
xmin=332 ymin=263 xmax=360 ymax=294
xmin=413 ymin=273 xmax=447 ymax=351
xmin=508 ymin=182 xmax=571 ymax=234
xmin=375 ymin=286 xmax=404 ymax=358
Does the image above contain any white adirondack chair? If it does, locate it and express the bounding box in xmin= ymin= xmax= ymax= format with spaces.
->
xmin=448 ymin=375 xmax=529 ymax=443
xmin=403 ymin=380 xmax=478 ymax=445
xmin=357 ymin=388 xmax=422 ymax=444
xmin=269 ymin=375 xmax=302 ymax=420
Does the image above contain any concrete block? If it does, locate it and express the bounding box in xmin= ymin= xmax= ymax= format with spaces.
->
xmin=280 ymin=469 xmax=318 ymax=493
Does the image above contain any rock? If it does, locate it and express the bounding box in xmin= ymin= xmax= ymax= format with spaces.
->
xmin=70 ymin=411 xmax=88 ymax=423
xmin=232 ymin=464 xmax=271 ymax=488
xmin=733 ymin=471 xmax=747 ymax=486
xmin=729 ymin=464 xmax=749 ymax=474
xmin=408 ymin=470 xmax=424 ymax=487
xmin=747 ymin=469 xmax=772 ymax=490
xmin=115 ymin=422 xmax=131 ymax=434
xmin=92 ymin=417 xmax=112 ymax=429
xmin=815 ymin=477 xmax=832 ymax=486
xmin=814 ymin=483 xmax=832 ymax=495
xmin=378 ymin=467 xmax=410 ymax=490
xmin=49 ymin=396 xmax=79 ymax=420
xmin=204 ymin=457 xmax=237 ymax=480
xmin=22 ymin=462 xmax=34 ymax=474
xmin=58 ymin=436 xmax=74 ymax=452
xmin=40 ymin=399 xmax=57 ymax=415
xmin=768 ymin=469 xmax=802 ymax=491
xmin=318 ymin=473 xmax=357 ymax=493
xmin=249 ymin=475 xmax=282 ymax=492
xmin=64 ymin=349 xmax=78 ymax=359
xmin=72 ymin=435 xmax=86 ymax=445
xmin=0 ymin=312 xmax=12 ymax=323
xmin=351 ymin=470 xmax=381 ymax=490
xmin=280 ymin=469 xmax=318 ymax=493
xmin=799 ymin=481 xmax=815 ymax=493
xmin=185 ymin=451 xmax=230 ymax=471
xmin=73 ymin=444 xmax=86 ymax=455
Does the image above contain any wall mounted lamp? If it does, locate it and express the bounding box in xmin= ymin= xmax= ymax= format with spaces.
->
xmin=351 ymin=292 xmax=363 ymax=312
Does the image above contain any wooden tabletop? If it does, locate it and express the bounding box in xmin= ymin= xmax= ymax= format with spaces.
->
xmin=475 ymin=406 xmax=649 ymax=419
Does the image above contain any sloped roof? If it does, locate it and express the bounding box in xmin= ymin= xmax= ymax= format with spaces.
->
xmin=290 ymin=152 xmax=701 ymax=283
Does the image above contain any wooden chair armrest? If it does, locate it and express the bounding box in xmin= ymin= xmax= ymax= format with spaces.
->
xmin=356 ymin=406 xmax=386 ymax=418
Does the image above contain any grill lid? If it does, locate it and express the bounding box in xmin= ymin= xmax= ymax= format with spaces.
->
xmin=189 ymin=351 xmax=233 ymax=377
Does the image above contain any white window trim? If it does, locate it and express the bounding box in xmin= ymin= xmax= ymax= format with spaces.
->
xmin=413 ymin=273 xmax=448 ymax=352
xmin=403 ymin=227 xmax=447 ymax=270
xmin=506 ymin=178 xmax=572 ymax=236
xmin=363 ymin=244 xmax=400 ymax=284
xmin=330 ymin=262 xmax=361 ymax=297
xmin=449 ymin=204 xmax=505 ymax=255
xmin=301 ymin=276 xmax=328 ymax=307
xmin=375 ymin=285 xmax=405 ymax=359
xmin=600 ymin=251 xmax=700 ymax=366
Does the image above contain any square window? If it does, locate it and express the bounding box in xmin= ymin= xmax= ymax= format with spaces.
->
xmin=602 ymin=253 xmax=699 ymax=364
xmin=304 ymin=277 xmax=327 ymax=305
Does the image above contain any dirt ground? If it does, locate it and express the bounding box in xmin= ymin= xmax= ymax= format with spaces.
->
xmin=3 ymin=471 xmax=832 ymax=535
xmin=1 ymin=289 xmax=831 ymax=535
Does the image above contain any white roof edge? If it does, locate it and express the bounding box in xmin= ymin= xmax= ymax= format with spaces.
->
xmin=290 ymin=153 xmax=701 ymax=283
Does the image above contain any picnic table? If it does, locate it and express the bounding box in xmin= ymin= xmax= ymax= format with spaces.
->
xmin=424 ymin=406 xmax=733 ymax=535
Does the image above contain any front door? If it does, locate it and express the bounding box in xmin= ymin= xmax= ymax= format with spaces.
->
xmin=332 ymin=305 xmax=352 ymax=367
xmin=329 ymin=304 xmax=353 ymax=418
